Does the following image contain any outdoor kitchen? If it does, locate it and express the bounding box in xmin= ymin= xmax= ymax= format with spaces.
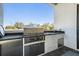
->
xmin=0 ymin=3 xmax=65 ymax=56
xmin=0 ymin=26 xmax=65 ymax=56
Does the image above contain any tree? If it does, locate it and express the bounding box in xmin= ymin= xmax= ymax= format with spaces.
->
xmin=40 ymin=23 xmax=54 ymax=31
xmin=48 ymin=24 xmax=54 ymax=30
xmin=14 ymin=22 xmax=24 ymax=29
xmin=5 ymin=25 xmax=17 ymax=29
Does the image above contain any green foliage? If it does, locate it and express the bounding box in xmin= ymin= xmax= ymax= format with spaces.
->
xmin=5 ymin=22 xmax=54 ymax=31
xmin=5 ymin=22 xmax=24 ymax=29
xmin=14 ymin=22 xmax=24 ymax=29
xmin=39 ymin=23 xmax=54 ymax=31
xmin=5 ymin=26 xmax=17 ymax=29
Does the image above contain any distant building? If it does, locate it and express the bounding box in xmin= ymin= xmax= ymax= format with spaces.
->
xmin=24 ymin=24 xmax=38 ymax=28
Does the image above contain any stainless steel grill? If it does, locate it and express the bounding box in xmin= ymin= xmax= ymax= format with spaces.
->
xmin=24 ymin=33 xmax=45 ymax=43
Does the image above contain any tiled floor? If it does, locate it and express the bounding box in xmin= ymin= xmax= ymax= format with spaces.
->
xmin=43 ymin=46 xmax=79 ymax=56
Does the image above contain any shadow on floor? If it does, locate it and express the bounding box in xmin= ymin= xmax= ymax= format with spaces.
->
xmin=43 ymin=46 xmax=79 ymax=56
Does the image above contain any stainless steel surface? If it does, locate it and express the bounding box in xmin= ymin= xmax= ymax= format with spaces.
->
xmin=0 ymin=25 xmax=5 ymax=37
xmin=24 ymin=33 xmax=45 ymax=43
xmin=0 ymin=39 xmax=23 ymax=56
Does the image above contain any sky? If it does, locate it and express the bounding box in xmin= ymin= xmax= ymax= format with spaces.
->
xmin=3 ymin=3 xmax=54 ymax=26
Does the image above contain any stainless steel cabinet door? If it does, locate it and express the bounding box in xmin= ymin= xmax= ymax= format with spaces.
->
xmin=24 ymin=42 xmax=44 ymax=56
xmin=0 ymin=39 xmax=23 ymax=56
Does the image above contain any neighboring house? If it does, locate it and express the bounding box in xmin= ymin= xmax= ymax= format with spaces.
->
xmin=24 ymin=24 xmax=38 ymax=28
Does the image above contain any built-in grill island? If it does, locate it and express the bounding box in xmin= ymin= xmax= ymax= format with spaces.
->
xmin=0 ymin=26 xmax=64 ymax=56
xmin=24 ymin=28 xmax=45 ymax=56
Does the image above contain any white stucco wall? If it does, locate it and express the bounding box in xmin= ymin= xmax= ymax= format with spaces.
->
xmin=45 ymin=34 xmax=64 ymax=53
xmin=54 ymin=3 xmax=77 ymax=50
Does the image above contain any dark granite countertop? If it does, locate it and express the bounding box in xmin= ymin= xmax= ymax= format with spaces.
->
xmin=44 ymin=30 xmax=65 ymax=36
xmin=0 ymin=31 xmax=65 ymax=41
xmin=0 ymin=33 xmax=23 ymax=41
xmin=44 ymin=30 xmax=65 ymax=33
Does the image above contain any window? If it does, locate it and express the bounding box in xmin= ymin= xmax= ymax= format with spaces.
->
xmin=3 ymin=3 xmax=54 ymax=32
